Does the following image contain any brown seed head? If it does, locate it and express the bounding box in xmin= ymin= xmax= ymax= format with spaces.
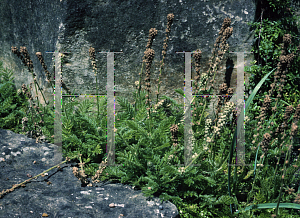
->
xmin=149 ymin=28 xmax=158 ymax=38
xmin=283 ymin=34 xmax=292 ymax=44
xmin=167 ymin=13 xmax=174 ymax=23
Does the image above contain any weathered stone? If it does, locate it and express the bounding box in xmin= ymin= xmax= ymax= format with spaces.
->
xmin=0 ymin=128 xmax=179 ymax=217
xmin=1 ymin=0 xmax=299 ymax=120
xmin=0 ymin=0 xmax=254 ymax=116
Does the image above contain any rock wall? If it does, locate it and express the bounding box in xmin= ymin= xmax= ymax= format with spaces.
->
xmin=0 ymin=0 xmax=298 ymax=117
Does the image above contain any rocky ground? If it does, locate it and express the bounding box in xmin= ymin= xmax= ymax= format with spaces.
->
xmin=0 ymin=128 xmax=179 ymax=218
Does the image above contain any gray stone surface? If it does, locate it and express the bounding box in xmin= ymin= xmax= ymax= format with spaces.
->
xmin=0 ymin=0 xmax=261 ymax=119
xmin=0 ymin=128 xmax=179 ymax=218
xmin=1 ymin=0 xmax=299 ymax=121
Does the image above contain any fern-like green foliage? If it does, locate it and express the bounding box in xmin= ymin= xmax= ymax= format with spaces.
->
xmin=116 ymin=96 xmax=136 ymax=120
xmin=59 ymin=96 xmax=108 ymax=177
xmin=0 ymin=61 xmax=31 ymax=133
xmin=5 ymin=56 xmax=300 ymax=217
xmin=92 ymin=88 xmax=229 ymax=217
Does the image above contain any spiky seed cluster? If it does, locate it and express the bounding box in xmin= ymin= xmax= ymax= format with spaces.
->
xmin=145 ymin=28 xmax=158 ymax=50
xmin=161 ymin=13 xmax=174 ymax=57
xmin=91 ymin=159 xmax=108 ymax=183
xmin=247 ymin=35 xmax=300 ymax=202
xmin=229 ymin=101 xmax=238 ymax=129
xmin=279 ymin=53 xmax=295 ymax=69
xmin=0 ymin=183 xmax=19 ymax=199
xmin=194 ymin=72 xmax=208 ymax=94
xmin=20 ymin=81 xmax=44 ymax=142
xmin=274 ymin=105 xmax=294 ymax=137
xmin=21 ymin=83 xmax=32 ymax=100
xmin=170 ymin=124 xmax=179 ymax=147
xmin=204 ymin=118 xmax=213 ymax=143
xmin=256 ymin=95 xmax=272 ymax=124
xmin=178 ymin=167 xmax=185 ymax=174
xmin=207 ymin=18 xmax=233 ymax=90
xmin=283 ymin=34 xmax=292 ymax=45
xmin=191 ymin=50 xmax=206 ymax=126
xmin=37 ymin=51 xmax=72 ymax=97
xmin=12 ymin=46 xmax=73 ymax=143
xmin=73 ymin=165 xmax=88 ymax=185
xmin=261 ymin=133 xmax=271 ymax=153
xmin=219 ymin=17 xmax=231 ymax=33
xmin=294 ymin=193 xmax=300 ymax=204
xmin=36 ymin=52 xmax=51 ymax=84
xmin=20 ymin=47 xmax=34 ymax=72
xmin=134 ymin=81 xmax=139 ymax=89
xmin=12 ymin=47 xmax=44 ymax=142
xmin=213 ymin=83 xmax=234 ymax=125
xmin=89 ymin=47 xmax=97 ymax=72
xmin=156 ymin=13 xmax=174 ymax=101
xmin=144 ymin=48 xmax=155 ymax=71
xmin=144 ymin=48 xmax=155 ymax=108
xmin=153 ymin=98 xmax=166 ymax=112
xmin=167 ymin=13 xmax=175 ymax=25
xmin=193 ymin=49 xmax=202 ymax=67
xmin=89 ymin=47 xmax=96 ymax=60
xmin=283 ymin=105 xmax=294 ymax=124
xmin=21 ymin=117 xmax=28 ymax=132
xmin=268 ymin=34 xmax=296 ymax=100
xmin=290 ymin=122 xmax=298 ymax=137
xmin=141 ymin=27 xmax=158 ymax=112
xmin=275 ymin=107 xmax=295 ymax=138
xmin=11 ymin=46 xmax=35 ymax=93
xmin=71 ymin=154 xmax=97 ymax=185
xmin=11 ymin=46 xmax=33 ymax=72
xmin=192 ymin=49 xmax=202 ymax=95
xmin=293 ymin=105 xmax=300 ymax=124
xmin=215 ymin=17 xmax=232 ymax=47
xmin=190 ymin=18 xmax=234 ymax=131
xmin=253 ymin=34 xmax=300 ymax=146
xmin=213 ymin=101 xmax=235 ymax=137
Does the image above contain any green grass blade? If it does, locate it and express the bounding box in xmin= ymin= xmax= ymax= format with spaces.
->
xmin=234 ymin=203 xmax=300 ymax=214
xmin=244 ymin=67 xmax=277 ymax=117
xmin=228 ymin=67 xmax=276 ymax=214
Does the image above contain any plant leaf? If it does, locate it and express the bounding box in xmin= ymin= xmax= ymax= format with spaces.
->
xmin=228 ymin=67 xmax=276 ymax=214
xmin=235 ymin=203 xmax=300 ymax=214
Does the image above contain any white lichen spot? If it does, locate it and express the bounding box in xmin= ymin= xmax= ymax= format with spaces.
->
xmin=235 ymin=16 xmax=242 ymax=21
xmin=181 ymin=17 xmax=187 ymax=22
